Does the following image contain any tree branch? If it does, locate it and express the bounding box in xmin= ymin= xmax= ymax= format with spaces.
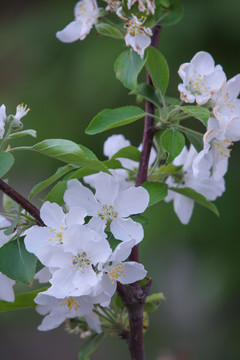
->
xmin=0 ymin=179 xmax=45 ymax=226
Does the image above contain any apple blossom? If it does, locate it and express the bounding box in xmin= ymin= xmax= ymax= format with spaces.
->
xmin=56 ymin=0 xmax=99 ymax=43
xmin=64 ymin=173 xmax=149 ymax=243
xmin=165 ymin=145 xmax=225 ymax=224
xmin=0 ymin=104 xmax=7 ymax=139
xmin=178 ymin=51 xmax=226 ymax=105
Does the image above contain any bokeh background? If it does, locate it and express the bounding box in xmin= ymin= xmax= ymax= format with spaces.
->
xmin=0 ymin=0 xmax=240 ymax=359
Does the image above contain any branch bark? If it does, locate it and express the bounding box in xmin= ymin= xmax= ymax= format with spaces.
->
xmin=117 ymin=25 xmax=162 ymax=360
xmin=0 ymin=179 xmax=45 ymax=226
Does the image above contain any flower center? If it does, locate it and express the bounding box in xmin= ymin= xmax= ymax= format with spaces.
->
xmin=75 ymin=2 xmax=87 ymax=19
xmin=124 ymin=15 xmax=147 ymax=36
xmin=48 ymin=225 xmax=64 ymax=244
xmin=72 ymin=251 xmax=91 ymax=273
xmin=188 ymin=72 xmax=208 ymax=95
xmin=214 ymin=138 xmax=233 ymax=158
xmin=97 ymin=204 xmax=119 ymax=224
xmin=109 ymin=263 xmax=126 ymax=284
xmin=60 ymin=297 xmax=80 ymax=311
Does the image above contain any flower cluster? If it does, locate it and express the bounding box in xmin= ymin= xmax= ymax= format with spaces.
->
xmin=56 ymin=0 xmax=156 ymax=58
xmin=166 ymin=51 xmax=240 ymax=223
xmin=23 ymin=172 xmax=149 ymax=331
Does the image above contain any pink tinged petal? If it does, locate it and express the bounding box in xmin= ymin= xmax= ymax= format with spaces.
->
xmin=110 ymin=217 xmax=144 ymax=243
xmin=64 ymin=179 xmax=99 ymax=216
xmin=94 ymin=172 xmax=119 ymax=204
xmin=40 ymin=201 xmax=66 ymax=229
xmin=173 ymin=193 xmax=194 ymax=225
xmin=0 ymin=273 xmax=15 ymax=302
xmin=195 ymin=93 xmax=211 ymax=105
xmin=225 ymin=116 xmax=240 ymax=141
xmin=125 ymin=33 xmax=151 ymax=59
xmin=110 ymin=239 xmax=135 ymax=262
xmin=117 ymin=186 xmax=149 ymax=217
xmin=65 ymin=207 xmax=87 ymax=226
xmin=118 ymin=262 xmax=147 ymax=284
xmin=56 ymin=21 xmax=84 ymax=43
xmin=178 ymin=84 xmax=195 ymax=103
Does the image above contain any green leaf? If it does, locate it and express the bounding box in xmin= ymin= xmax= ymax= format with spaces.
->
xmin=144 ymin=292 xmax=165 ymax=313
xmin=111 ymin=146 xmax=141 ymax=162
xmin=78 ymin=333 xmax=105 ymax=360
xmin=30 ymin=139 xmax=110 ymax=174
xmin=130 ymin=83 xmax=161 ymax=107
xmin=146 ymin=47 xmax=169 ymax=94
xmin=180 ymin=106 xmax=210 ymax=127
xmin=3 ymin=193 xmax=17 ymax=212
xmin=68 ymin=160 xmax=123 ymax=180
xmin=29 ymin=164 xmax=75 ymax=201
xmin=0 ymin=287 xmax=48 ymax=313
xmin=180 ymin=127 xmax=203 ymax=152
xmin=131 ymin=214 xmax=149 ymax=228
xmin=95 ymin=23 xmax=123 ymax=39
xmin=160 ymin=129 xmax=185 ymax=163
xmin=9 ymin=129 xmax=37 ymax=139
xmin=45 ymin=180 xmax=67 ymax=206
xmin=0 ymin=237 xmax=38 ymax=284
xmin=114 ymin=49 xmax=146 ymax=90
xmin=155 ymin=0 xmax=184 ymax=26
xmin=0 ymin=152 xmax=14 ymax=178
xmin=170 ymin=187 xmax=219 ymax=216
xmin=85 ymin=106 xmax=145 ymax=135
xmin=142 ymin=181 xmax=168 ymax=206
xmin=157 ymin=163 xmax=183 ymax=176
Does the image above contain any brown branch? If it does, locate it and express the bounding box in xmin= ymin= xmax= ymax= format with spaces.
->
xmin=117 ymin=25 xmax=162 ymax=360
xmin=0 ymin=179 xmax=45 ymax=226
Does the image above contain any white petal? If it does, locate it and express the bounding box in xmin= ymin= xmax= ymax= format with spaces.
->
xmin=40 ymin=201 xmax=65 ymax=229
xmin=110 ymin=217 xmax=144 ymax=243
xmin=56 ymin=21 xmax=84 ymax=43
xmin=110 ymin=239 xmax=135 ymax=262
xmin=94 ymin=172 xmax=119 ymax=204
xmin=116 ymin=186 xmax=149 ymax=216
xmin=173 ymin=193 xmax=194 ymax=225
xmin=103 ymin=134 xmax=130 ymax=158
xmin=118 ymin=261 xmax=147 ymax=284
xmin=65 ymin=207 xmax=87 ymax=226
xmin=0 ymin=273 xmax=15 ymax=302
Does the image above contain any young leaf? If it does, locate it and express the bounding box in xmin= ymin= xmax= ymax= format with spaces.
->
xmin=155 ymin=0 xmax=184 ymax=26
xmin=68 ymin=160 xmax=123 ymax=180
xmin=111 ymin=146 xmax=141 ymax=162
xmin=131 ymin=214 xmax=149 ymax=228
xmin=130 ymin=83 xmax=161 ymax=107
xmin=114 ymin=49 xmax=146 ymax=90
xmin=45 ymin=180 xmax=67 ymax=206
xmin=85 ymin=106 xmax=145 ymax=135
xmin=0 ymin=152 xmax=14 ymax=178
xmin=30 ymin=139 xmax=110 ymax=174
xmin=169 ymin=187 xmax=219 ymax=216
xmin=0 ymin=287 xmax=48 ymax=313
xmin=180 ymin=105 xmax=210 ymax=127
xmin=160 ymin=129 xmax=185 ymax=163
xmin=146 ymin=47 xmax=169 ymax=94
xmin=95 ymin=23 xmax=123 ymax=39
xmin=0 ymin=237 xmax=38 ymax=284
xmin=78 ymin=333 xmax=105 ymax=360
xmin=141 ymin=181 xmax=168 ymax=206
xmin=29 ymin=164 xmax=75 ymax=200
xmin=9 ymin=129 xmax=37 ymax=139
xmin=180 ymin=127 xmax=203 ymax=152
xmin=144 ymin=292 xmax=165 ymax=313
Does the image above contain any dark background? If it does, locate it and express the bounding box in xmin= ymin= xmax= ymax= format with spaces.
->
xmin=0 ymin=0 xmax=240 ymax=359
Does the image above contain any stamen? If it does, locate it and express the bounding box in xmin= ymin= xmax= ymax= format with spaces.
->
xmin=60 ymin=297 xmax=80 ymax=311
xmin=109 ymin=262 xmax=126 ymax=284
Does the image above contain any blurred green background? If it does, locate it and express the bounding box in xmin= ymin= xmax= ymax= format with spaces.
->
xmin=0 ymin=0 xmax=240 ymax=359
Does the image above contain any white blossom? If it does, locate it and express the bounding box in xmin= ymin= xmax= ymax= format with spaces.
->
xmin=14 ymin=103 xmax=30 ymax=121
xmin=213 ymin=74 xmax=240 ymax=126
xmin=0 ymin=104 xmax=7 ymax=139
xmin=0 ymin=273 xmax=15 ymax=302
xmin=178 ymin=51 xmax=226 ymax=105
xmin=24 ymin=201 xmax=87 ymax=261
xmin=127 ymin=0 xmax=155 ymax=14
xmin=64 ymin=174 xmax=149 ymax=243
xmin=56 ymin=0 xmax=99 ymax=43
xmin=193 ymin=116 xmax=240 ymax=180
xmin=165 ymin=145 xmax=225 ymax=224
